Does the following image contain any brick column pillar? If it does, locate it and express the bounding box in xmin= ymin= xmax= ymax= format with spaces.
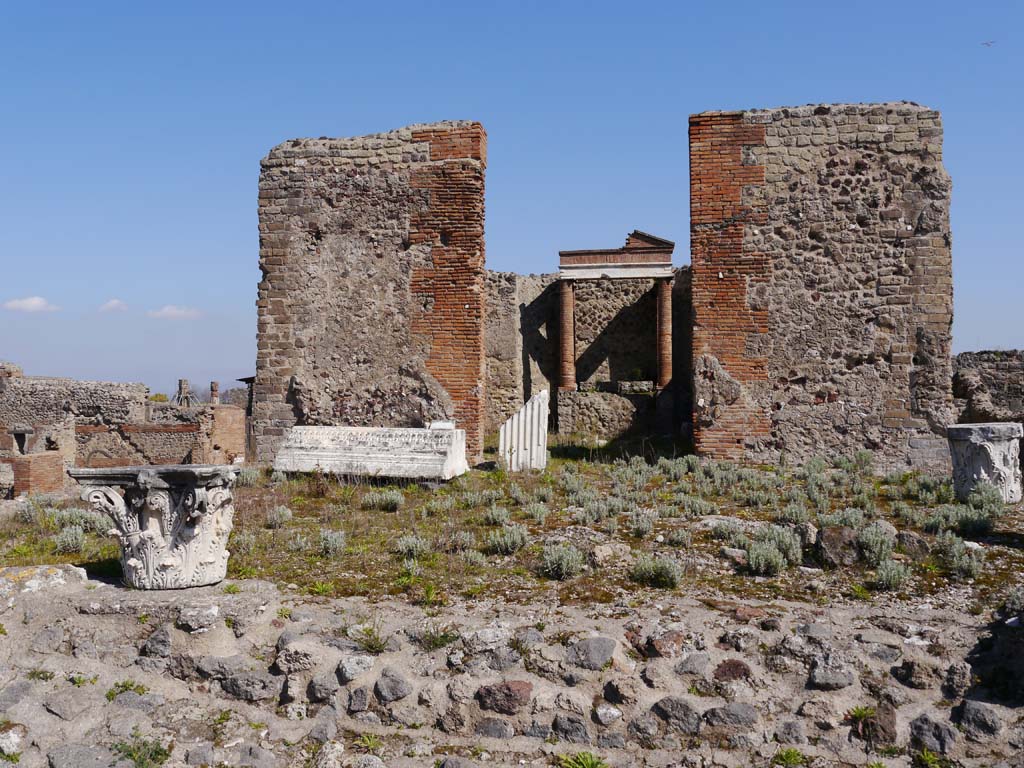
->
xmin=656 ymin=277 xmax=673 ymax=389
xmin=558 ymin=280 xmax=576 ymax=390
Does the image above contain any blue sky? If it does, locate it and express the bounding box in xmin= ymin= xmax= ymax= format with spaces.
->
xmin=1 ymin=1 xmax=1021 ymax=394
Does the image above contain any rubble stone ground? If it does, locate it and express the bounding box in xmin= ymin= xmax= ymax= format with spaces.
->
xmin=1 ymin=450 xmax=1023 ymax=767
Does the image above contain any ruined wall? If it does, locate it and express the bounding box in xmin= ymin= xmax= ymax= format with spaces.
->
xmin=254 ymin=122 xmax=487 ymax=462
xmin=690 ymin=103 xmax=953 ymax=471
xmin=954 ymin=351 xmax=1024 ymax=422
xmin=483 ymin=268 xmax=692 ymax=441
xmin=483 ymin=271 xmax=559 ymax=433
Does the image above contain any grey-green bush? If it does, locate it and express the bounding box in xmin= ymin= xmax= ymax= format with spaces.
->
xmin=524 ymin=503 xmax=549 ymax=524
xmin=319 ymin=529 xmax=346 ymax=557
xmin=666 ymin=528 xmax=692 ymax=548
xmin=754 ymin=525 xmax=802 ymax=565
xmin=394 ymin=534 xmax=431 ymax=559
xmin=629 ymin=554 xmax=681 ymax=588
xmin=539 ymin=543 xmax=585 ymax=580
xmin=54 ymin=525 xmax=85 ymax=554
xmin=235 ymin=467 xmax=261 ymax=487
xmin=361 ymin=489 xmax=405 ymax=512
xmin=746 ymin=541 xmax=786 ymax=576
xmin=935 ymin=531 xmax=984 ymax=580
xmin=856 ymin=522 xmax=895 ymax=567
xmin=485 ymin=524 xmax=528 ymax=555
xmin=483 ymin=506 xmax=511 ymax=526
xmin=872 ymin=559 xmax=911 ymax=591
xmin=266 ymin=505 xmax=293 ymax=529
xmin=628 ymin=511 xmax=655 ymax=538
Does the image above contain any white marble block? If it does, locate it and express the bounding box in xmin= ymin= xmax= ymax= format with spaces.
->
xmin=273 ymin=426 xmax=468 ymax=480
xmin=70 ymin=465 xmax=238 ymax=589
xmin=499 ymin=389 xmax=549 ymax=472
xmin=947 ymin=422 xmax=1022 ymax=503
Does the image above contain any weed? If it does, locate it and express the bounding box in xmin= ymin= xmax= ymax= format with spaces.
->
xmin=26 ymin=669 xmax=54 ymax=681
xmin=68 ymin=673 xmax=98 ymax=687
xmin=230 ymin=531 xmax=256 ymax=555
xmin=771 ymin=747 xmax=807 ymax=766
xmin=49 ymin=508 xmax=110 ymax=534
xmin=556 ymin=753 xmax=609 ymax=768
xmin=351 ymin=622 xmax=389 ymax=654
xmin=235 ymin=467 xmax=261 ymax=487
xmin=934 ymin=531 xmax=984 ymax=579
xmin=308 ymin=581 xmax=333 ymax=596
xmin=222 ymin=583 xmax=241 ymax=595
xmin=753 ymin=525 xmax=802 ymax=565
xmin=745 ymin=541 xmax=784 ymax=575
xmin=666 ymin=528 xmax=692 ymax=548
xmin=355 ymin=733 xmax=383 ymax=752
xmin=524 ymin=502 xmax=549 ymax=524
xmin=776 ymin=502 xmax=810 ymax=525
xmin=106 ymin=680 xmax=148 ymax=701
xmin=112 ymin=726 xmax=171 ymax=767
xmin=848 ymin=584 xmax=872 ymax=601
xmin=627 ymin=510 xmax=655 ymax=538
xmin=417 ymin=622 xmax=460 ymax=650
xmin=539 ymin=543 xmax=586 ymax=581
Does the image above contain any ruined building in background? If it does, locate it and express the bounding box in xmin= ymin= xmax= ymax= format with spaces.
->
xmin=689 ymin=103 xmax=953 ymax=471
xmin=254 ymin=102 xmax=957 ymax=472
xmin=253 ymin=122 xmax=487 ymax=463
xmin=0 ymin=364 xmax=244 ymax=497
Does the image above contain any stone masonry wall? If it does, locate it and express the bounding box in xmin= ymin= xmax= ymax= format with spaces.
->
xmin=254 ymin=122 xmax=487 ymax=462
xmin=954 ymin=350 xmax=1024 ymax=423
xmin=690 ymin=103 xmax=954 ymax=471
xmin=574 ymin=278 xmax=658 ymax=386
xmin=0 ymin=366 xmax=245 ymax=473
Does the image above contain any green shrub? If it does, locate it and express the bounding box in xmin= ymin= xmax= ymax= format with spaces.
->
xmin=485 ymin=524 xmax=528 ymax=555
xmin=285 ymin=532 xmax=309 ymax=552
xmin=112 ymin=726 xmax=170 ymax=767
xmin=425 ymin=496 xmax=456 ymax=516
xmin=50 ymin=508 xmax=110 ymax=534
xmin=629 ymin=554 xmax=681 ymax=588
xmin=678 ymin=494 xmax=717 ymax=518
xmin=539 ymin=543 xmax=585 ymax=580
xmin=269 ymin=469 xmax=287 ymax=485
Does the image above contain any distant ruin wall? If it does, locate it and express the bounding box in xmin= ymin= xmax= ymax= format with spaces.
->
xmin=954 ymin=351 xmax=1024 ymax=423
xmin=254 ymin=122 xmax=487 ymax=463
xmin=690 ymin=103 xmax=954 ymax=471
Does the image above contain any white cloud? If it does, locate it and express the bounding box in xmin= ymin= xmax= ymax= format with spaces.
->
xmin=99 ymin=298 xmax=128 ymax=312
xmin=147 ymin=305 xmax=201 ymax=320
xmin=3 ymin=296 xmax=60 ymax=312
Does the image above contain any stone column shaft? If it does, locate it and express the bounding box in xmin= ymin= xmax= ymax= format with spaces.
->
xmin=656 ymin=278 xmax=673 ymax=389
xmin=559 ymin=280 xmax=576 ymax=390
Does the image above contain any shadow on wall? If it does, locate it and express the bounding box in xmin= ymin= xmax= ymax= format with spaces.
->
xmin=574 ymin=287 xmax=657 ymax=384
xmin=519 ymin=282 xmax=559 ymax=407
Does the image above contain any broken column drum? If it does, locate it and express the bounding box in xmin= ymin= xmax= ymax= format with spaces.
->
xmin=499 ymin=389 xmax=549 ymax=471
xmin=70 ymin=464 xmax=238 ymax=589
xmin=946 ymin=423 xmax=1023 ymax=503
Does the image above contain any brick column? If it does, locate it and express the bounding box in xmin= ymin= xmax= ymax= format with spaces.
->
xmin=656 ymin=277 xmax=673 ymax=389
xmin=558 ymin=280 xmax=576 ymax=390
